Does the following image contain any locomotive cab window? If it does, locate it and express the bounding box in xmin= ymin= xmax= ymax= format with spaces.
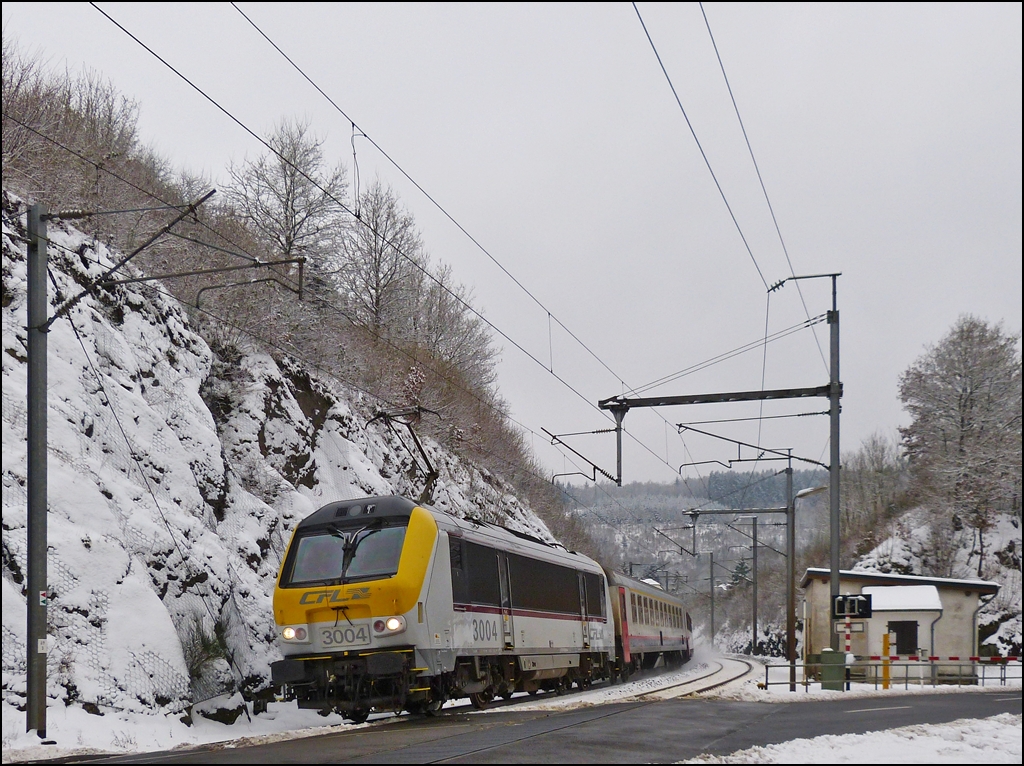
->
xmin=282 ymin=518 xmax=407 ymax=587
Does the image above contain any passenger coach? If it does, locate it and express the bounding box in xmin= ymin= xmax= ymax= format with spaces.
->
xmin=607 ymin=570 xmax=692 ymax=680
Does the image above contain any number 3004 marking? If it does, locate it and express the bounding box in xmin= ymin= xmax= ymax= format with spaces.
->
xmin=472 ymin=618 xmax=498 ymax=642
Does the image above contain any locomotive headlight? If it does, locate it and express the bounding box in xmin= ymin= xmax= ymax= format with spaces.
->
xmin=281 ymin=625 xmax=309 ymax=642
xmin=372 ymin=615 xmax=406 ymax=636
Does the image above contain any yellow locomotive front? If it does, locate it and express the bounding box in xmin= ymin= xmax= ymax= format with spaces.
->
xmin=270 ymin=496 xmax=437 ymax=722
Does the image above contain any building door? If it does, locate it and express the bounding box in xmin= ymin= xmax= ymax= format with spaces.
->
xmin=887 ymin=620 xmax=918 ymax=655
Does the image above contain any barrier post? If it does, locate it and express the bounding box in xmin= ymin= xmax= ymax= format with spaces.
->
xmin=882 ymin=633 xmax=890 ymax=690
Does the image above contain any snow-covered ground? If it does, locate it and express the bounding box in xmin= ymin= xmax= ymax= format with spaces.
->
xmin=681 ymin=714 xmax=1022 ymax=764
xmin=3 ymin=650 xmax=1019 ymax=762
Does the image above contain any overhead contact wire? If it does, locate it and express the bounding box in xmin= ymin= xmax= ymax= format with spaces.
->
xmin=229 ymin=2 xmax=709 ymax=480
xmin=698 ymin=2 xmax=828 ymax=374
xmin=632 ymin=2 xmax=769 ymax=291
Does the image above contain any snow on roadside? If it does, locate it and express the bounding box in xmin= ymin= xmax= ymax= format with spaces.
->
xmin=2 ymin=649 xmax=1020 ymax=762
xmin=680 ymin=713 xmax=1022 ymax=764
xmin=711 ymin=654 xmax=1022 ymax=703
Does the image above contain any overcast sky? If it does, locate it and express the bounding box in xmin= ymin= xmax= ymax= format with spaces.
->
xmin=4 ymin=2 xmax=1021 ymax=490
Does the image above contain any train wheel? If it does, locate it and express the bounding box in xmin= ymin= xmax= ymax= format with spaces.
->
xmin=348 ymin=707 xmax=370 ymax=724
xmin=425 ymin=697 xmax=444 ymax=716
xmin=469 ymin=690 xmax=494 ymax=710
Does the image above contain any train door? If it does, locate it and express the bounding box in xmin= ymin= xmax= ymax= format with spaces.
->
xmin=497 ymin=553 xmax=515 ymax=649
xmin=578 ymin=572 xmax=591 ymax=649
xmin=618 ymin=587 xmax=631 ymax=664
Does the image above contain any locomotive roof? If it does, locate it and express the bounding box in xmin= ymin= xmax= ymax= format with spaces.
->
xmin=428 ymin=505 xmax=604 ymax=574
xmin=297 ymin=495 xmax=419 ymax=528
xmin=300 ymin=495 xmax=602 ymax=573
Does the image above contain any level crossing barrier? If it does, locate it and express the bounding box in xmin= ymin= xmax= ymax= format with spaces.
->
xmin=759 ymin=656 xmax=1021 ymax=692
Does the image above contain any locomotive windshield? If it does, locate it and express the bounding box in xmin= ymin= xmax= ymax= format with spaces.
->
xmin=283 ymin=519 xmax=407 ymax=586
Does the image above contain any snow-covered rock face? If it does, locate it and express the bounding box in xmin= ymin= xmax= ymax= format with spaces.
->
xmin=852 ymin=508 xmax=1022 ymax=656
xmin=1 ymin=191 xmax=552 ymax=718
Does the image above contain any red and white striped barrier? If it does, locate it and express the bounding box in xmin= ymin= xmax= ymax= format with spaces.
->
xmin=866 ymin=655 xmax=1021 ymax=662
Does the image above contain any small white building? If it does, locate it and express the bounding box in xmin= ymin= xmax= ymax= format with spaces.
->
xmin=801 ymin=568 xmax=1000 ymax=661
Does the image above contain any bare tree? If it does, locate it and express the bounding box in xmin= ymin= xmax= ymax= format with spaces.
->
xmin=336 ymin=179 xmax=424 ymax=337
xmin=224 ymin=117 xmax=348 ymax=272
xmin=899 ymin=315 xmax=1022 ymax=576
xmin=841 ymin=431 xmax=908 ymax=557
xmin=415 ymin=263 xmax=497 ymax=389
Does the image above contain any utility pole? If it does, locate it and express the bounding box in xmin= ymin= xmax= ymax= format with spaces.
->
xmin=709 ymin=551 xmax=715 ymax=648
xmin=20 ymin=191 xmax=301 ymax=737
xmin=752 ymin=516 xmax=758 ymax=655
xmin=786 ymin=464 xmax=796 ymax=691
xmin=26 ymin=204 xmax=49 ymax=740
xmin=828 ymin=275 xmax=841 ymax=651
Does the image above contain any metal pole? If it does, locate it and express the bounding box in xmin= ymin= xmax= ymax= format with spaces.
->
xmin=828 ymin=275 xmax=841 ymax=651
xmin=752 ymin=516 xmax=758 ymax=655
xmin=613 ymin=407 xmax=626 ymax=487
xmin=709 ymin=551 xmax=715 ymax=648
xmin=786 ymin=463 xmax=796 ymax=692
xmin=26 ymin=204 xmax=48 ymax=738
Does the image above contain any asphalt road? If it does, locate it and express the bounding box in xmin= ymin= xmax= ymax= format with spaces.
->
xmin=45 ymin=689 xmax=1021 ymax=764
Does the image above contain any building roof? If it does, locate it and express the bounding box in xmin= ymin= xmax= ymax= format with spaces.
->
xmin=801 ymin=567 xmax=1000 ymax=595
xmin=862 ymin=585 xmax=943 ymax=611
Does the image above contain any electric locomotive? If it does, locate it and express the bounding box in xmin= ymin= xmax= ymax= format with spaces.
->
xmin=270 ymin=496 xmax=617 ymax=721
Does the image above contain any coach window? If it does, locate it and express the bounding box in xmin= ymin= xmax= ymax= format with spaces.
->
xmin=631 ymin=592 xmax=637 ymax=622
xmin=508 ymin=553 xmax=578 ymax=614
xmin=457 ymin=541 xmax=501 ymax=606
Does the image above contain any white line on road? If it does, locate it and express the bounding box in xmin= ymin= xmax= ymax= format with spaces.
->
xmin=845 ymin=705 xmax=913 ymax=713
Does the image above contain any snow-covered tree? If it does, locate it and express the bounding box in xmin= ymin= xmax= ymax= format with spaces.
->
xmin=224 ymin=117 xmax=348 ymax=274
xmin=336 ymin=179 xmax=425 ymax=337
xmin=898 ymin=315 xmax=1022 ymax=576
xmin=415 ymin=262 xmax=497 ymax=389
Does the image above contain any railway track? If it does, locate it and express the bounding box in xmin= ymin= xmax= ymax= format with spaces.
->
xmin=437 ymin=656 xmax=757 ymax=715
xmin=636 ymin=657 xmax=756 ymax=700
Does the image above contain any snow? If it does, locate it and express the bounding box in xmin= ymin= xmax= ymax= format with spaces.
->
xmin=3 ymin=192 xmax=1020 ymax=762
xmin=0 ymin=193 xmax=559 ymax=753
xmin=716 ymin=656 xmax=1021 ymax=703
xmin=680 ymin=714 xmax=1022 ymax=764
xmin=862 ymin=585 xmax=943 ymax=612
xmin=2 ymin=650 xmax=1020 ymax=762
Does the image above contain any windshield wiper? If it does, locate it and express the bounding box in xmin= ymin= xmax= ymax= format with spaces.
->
xmin=341 ymin=527 xmax=383 ymax=579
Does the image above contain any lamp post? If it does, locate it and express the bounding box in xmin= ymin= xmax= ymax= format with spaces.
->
xmin=796 ymin=483 xmax=829 ymax=684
